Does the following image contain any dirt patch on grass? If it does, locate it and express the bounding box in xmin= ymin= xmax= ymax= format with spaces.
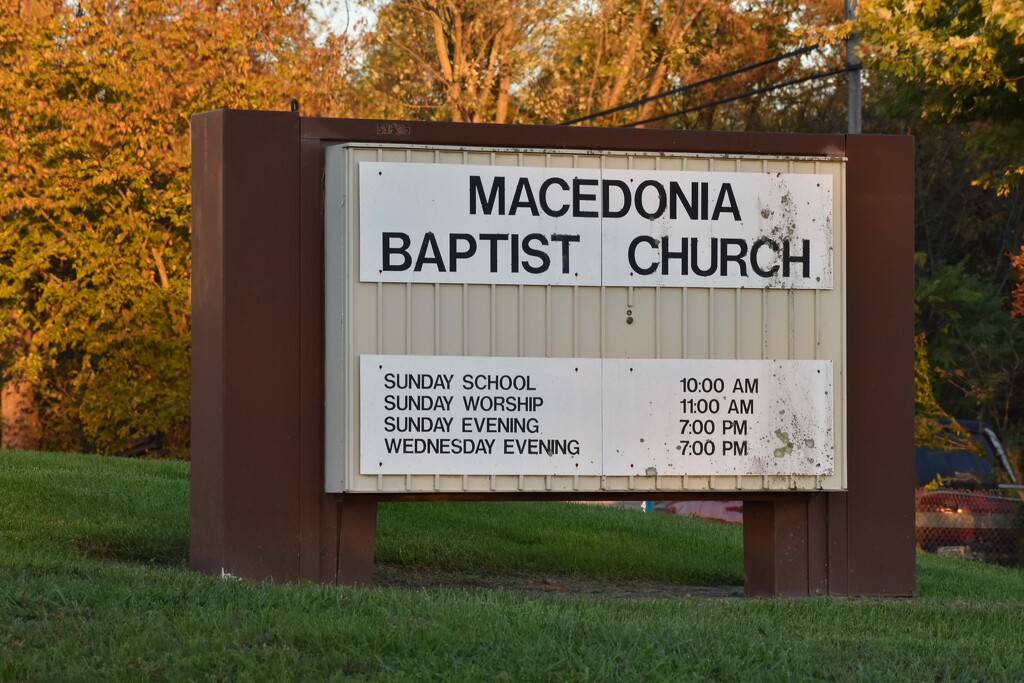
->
xmin=76 ymin=533 xmax=188 ymax=568
xmin=375 ymin=564 xmax=743 ymax=599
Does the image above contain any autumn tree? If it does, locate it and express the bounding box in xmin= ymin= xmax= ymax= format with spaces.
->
xmin=860 ymin=0 xmax=1024 ymax=432
xmin=15 ymin=0 xmax=1000 ymax=457
xmin=356 ymin=0 xmax=567 ymax=122
xmin=533 ymin=0 xmax=847 ymax=129
xmin=862 ymin=0 xmax=1023 ymax=194
xmin=0 ymin=0 xmax=353 ymax=453
xmin=356 ymin=0 xmax=850 ymax=128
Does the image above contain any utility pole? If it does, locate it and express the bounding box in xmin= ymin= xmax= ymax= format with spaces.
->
xmin=846 ymin=0 xmax=862 ymax=134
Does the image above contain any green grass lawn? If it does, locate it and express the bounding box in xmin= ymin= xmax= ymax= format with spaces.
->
xmin=3 ymin=450 xmax=1024 ymax=681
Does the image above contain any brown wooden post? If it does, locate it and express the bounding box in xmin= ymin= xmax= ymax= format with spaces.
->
xmin=191 ymin=109 xmax=377 ymax=583
xmin=742 ymin=135 xmax=915 ymax=597
xmin=841 ymin=134 xmax=916 ymax=596
xmin=744 ymin=498 xmax=811 ymax=597
xmin=191 ymin=109 xmax=303 ymax=580
xmin=337 ymin=497 xmax=379 ymax=586
xmin=190 ymin=110 xmax=226 ymax=576
xmin=741 ymin=494 xmax=829 ymax=597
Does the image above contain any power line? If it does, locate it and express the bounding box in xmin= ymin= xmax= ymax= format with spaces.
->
xmin=559 ymin=44 xmax=819 ymax=126
xmin=620 ymin=64 xmax=859 ymax=128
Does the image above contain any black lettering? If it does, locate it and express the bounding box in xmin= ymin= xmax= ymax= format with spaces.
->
xmin=382 ymin=232 xmax=411 ymax=271
xmin=628 ymin=236 xmax=659 ymax=275
xmin=712 ymin=183 xmax=741 ymax=220
xmin=414 ymin=232 xmax=445 ymax=272
xmin=661 ymin=237 xmax=688 ymax=275
xmin=463 ymin=395 xmax=544 ymax=411
xmin=448 ymin=233 xmax=477 ymax=272
xmin=782 ymin=239 xmax=811 ymax=278
xmin=635 ymin=179 xmax=667 ymax=219
xmin=539 ymin=177 xmax=570 ymax=217
xmin=550 ymin=234 xmax=580 ymax=274
xmin=751 ymin=238 xmax=779 ymax=277
xmin=720 ymin=238 xmax=748 ymax=276
xmin=602 ymin=179 xmax=631 ymax=218
xmin=470 ymin=175 xmax=504 ymax=215
xmin=479 ymin=233 xmax=509 ymax=273
xmin=669 ymin=182 xmax=699 ymax=220
xmin=732 ymin=378 xmax=758 ymax=393
xmin=573 ymin=178 xmax=599 ymax=217
xmin=728 ymin=399 xmax=754 ymax=414
xmin=510 ymin=177 xmax=540 ymax=216
xmin=521 ymin=234 xmax=550 ymax=274
xmin=690 ymin=237 xmax=719 ymax=276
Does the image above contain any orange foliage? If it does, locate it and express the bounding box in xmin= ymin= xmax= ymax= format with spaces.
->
xmin=0 ymin=1 xmax=354 ymax=453
xmin=1013 ymin=247 xmax=1024 ymax=319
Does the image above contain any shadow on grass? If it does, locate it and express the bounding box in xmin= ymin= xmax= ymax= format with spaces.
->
xmin=76 ymin=532 xmax=188 ymax=568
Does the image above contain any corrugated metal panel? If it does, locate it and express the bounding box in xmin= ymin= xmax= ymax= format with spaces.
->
xmin=325 ymin=144 xmax=846 ymax=494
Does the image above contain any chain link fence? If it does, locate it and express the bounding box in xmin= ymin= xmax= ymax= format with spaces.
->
xmin=654 ymin=488 xmax=1024 ymax=567
xmin=916 ymin=487 xmax=1024 ymax=566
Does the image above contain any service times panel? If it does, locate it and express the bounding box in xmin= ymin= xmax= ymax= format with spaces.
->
xmin=360 ymin=355 xmax=603 ymax=476
xmin=360 ymin=355 xmax=833 ymax=477
xmin=602 ymin=359 xmax=832 ymax=477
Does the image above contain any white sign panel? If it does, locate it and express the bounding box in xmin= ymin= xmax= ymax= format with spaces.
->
xmin=600 ymin=169 xmax=832 ymax=288
xmin=359 ymin=162 xmax=832 ymax=289
xmin=360 ymin=355 xmax=603 ymax=475
xmin=359 ymin=163 xmax=603 ymax=286
xmin=360 ymin=354 xmax=833 ymax=477
xmin=603 ymin=359 xmax=833 ymax=476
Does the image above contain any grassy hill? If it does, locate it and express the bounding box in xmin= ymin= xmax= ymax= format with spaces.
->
xmin=2 ymin=450 xmax=1024 ymax=681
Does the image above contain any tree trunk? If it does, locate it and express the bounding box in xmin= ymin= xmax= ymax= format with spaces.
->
xmin=1 ymin=380 xmax=42 ymax=450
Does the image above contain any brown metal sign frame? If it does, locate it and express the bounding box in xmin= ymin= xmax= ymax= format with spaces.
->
xmin=190 ymin=110 xmax=915 ymax=597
